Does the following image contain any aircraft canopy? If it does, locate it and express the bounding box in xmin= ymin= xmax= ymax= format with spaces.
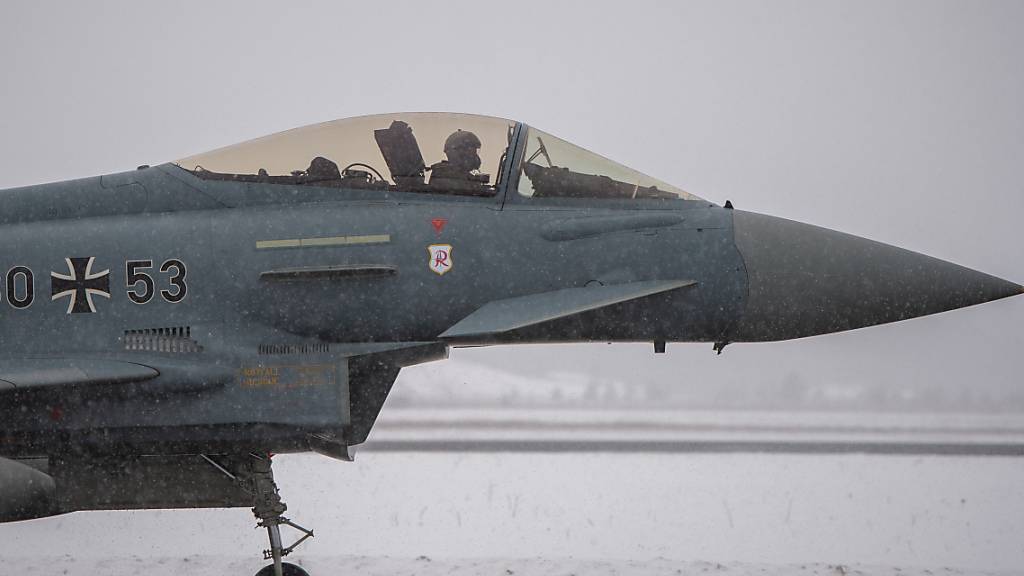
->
xmin=175 ymin=112 xmax=703 ymax=201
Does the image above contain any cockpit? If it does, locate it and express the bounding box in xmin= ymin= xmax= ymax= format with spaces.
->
xmin=174 ymin=112 xmax=706 ymax=202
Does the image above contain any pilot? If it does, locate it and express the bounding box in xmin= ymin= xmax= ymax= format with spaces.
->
xmin=429 ymin=130 xmax=487 ymax=184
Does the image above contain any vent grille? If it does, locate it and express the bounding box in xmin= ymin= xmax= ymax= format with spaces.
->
xmin=258 ymin=343 xmax=330 ymax=355
xmin=124 ymin=327 xmax=202 ymax=353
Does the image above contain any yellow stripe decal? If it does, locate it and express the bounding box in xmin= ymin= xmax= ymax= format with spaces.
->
xmin=256 ymin=234 xmax=391 ymax=250
xmin=255 ymin=239 xmax=301 ymax=249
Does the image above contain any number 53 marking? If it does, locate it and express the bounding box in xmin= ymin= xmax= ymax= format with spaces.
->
xmin=126 ymin=259 xmax=188 ymax=304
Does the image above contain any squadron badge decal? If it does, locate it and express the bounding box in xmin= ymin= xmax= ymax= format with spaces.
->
xmin=51 ymin=257 xmax=111 ymax=314
xmin=428 ymin=244 xmax=453 ymax=276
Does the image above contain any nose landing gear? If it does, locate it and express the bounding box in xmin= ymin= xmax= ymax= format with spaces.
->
xmin=245 ymin=455 xmax=314 ymax=576
xmin=199 ymin=452 xmax=316 ymax=576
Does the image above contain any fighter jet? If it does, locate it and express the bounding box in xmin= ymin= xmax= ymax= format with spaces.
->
xmin=0 ymin=113 xmax=1019 ymax=576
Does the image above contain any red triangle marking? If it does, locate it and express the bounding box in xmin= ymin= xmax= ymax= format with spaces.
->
xmin=431 ymin=218 xmax=448 ymax=234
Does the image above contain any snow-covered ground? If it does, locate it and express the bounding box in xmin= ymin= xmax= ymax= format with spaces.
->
xmin=2 ymin=410 xmax=1023 ymax=575
xmin=3 ymin=555 xmax=1018 ymax=576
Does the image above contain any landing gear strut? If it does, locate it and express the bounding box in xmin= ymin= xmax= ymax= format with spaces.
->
xmin=245 ymin=455 xmax=314 ymax=576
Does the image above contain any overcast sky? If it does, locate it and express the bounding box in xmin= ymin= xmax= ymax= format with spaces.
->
xmin=0 ymin=1 xmax=1021 ymax=408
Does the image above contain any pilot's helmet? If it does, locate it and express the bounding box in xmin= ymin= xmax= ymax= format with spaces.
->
xmin=444 ymin=130 xmax=482 ymax=154
xmin=443 ymin=130 xmax=482 ymax=171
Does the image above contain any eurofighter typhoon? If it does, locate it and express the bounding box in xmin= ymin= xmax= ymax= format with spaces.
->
xmin=0 ymin=113 xmax=1019 ymax=576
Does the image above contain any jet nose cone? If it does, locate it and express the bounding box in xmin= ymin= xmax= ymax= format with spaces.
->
xmin=730 ymin=211 xmax=1022 ymax=342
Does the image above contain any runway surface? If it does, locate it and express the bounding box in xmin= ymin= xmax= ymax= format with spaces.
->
xmin=363 ymin=408 xmax=1024 ymax=456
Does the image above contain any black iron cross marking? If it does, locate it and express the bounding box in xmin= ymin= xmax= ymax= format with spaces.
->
xmin=50 ymin=257 xmax=111 ymax=314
